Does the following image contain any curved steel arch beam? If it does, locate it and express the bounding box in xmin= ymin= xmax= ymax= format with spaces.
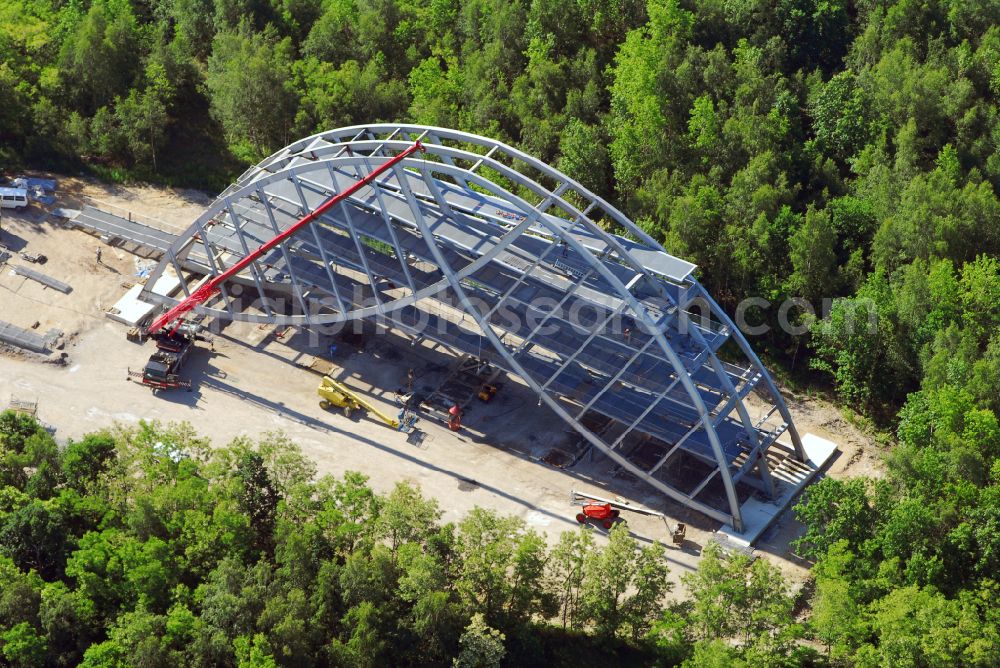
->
xmin=142 ymin=124 xmax=808 ymax=529
xmin=145 ymin=155 xmax=587 ymax=323
xmin=694 ymin=284 xmax=805 ymax=460
xmin=162 ymin=166 xmax=745 ymax=526
xmin=390 ymin=162 xmax=744 ymax=529
xmin=241 ymin=124 xmax=692 ymax=276
xmin=150 ymin=146 xmax=748 ymax=527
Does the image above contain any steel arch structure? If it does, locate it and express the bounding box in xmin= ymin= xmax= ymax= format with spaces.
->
xmin=141 ymin=124 xmax=804 ymax=531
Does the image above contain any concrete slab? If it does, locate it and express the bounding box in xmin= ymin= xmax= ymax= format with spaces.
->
xmin=106 ymin=284 xmax=152 ymax=326
xmin=149 ymin=266 xmax=182 ymax=298
xmin=105 ymin=267 xmax=181 ymax=327
xmin=718 ymin=433 xmax=837 ymax=547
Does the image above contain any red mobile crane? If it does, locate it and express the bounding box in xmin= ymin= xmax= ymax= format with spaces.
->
xmin=134 ymin=141 xmax=424 ymax=390
xmin=146 ymin=141 xmax=424 ymax=337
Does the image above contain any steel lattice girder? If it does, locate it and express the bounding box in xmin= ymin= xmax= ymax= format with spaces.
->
xmin=141 ymin=124 xmax=804 ymax=532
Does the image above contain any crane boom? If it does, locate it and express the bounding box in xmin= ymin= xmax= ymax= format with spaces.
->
xmin=146 ymin=141 xmax=424 ymax=335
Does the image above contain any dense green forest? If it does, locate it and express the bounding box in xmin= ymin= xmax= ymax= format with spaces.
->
xmin=2 ymin=0 xmax=1000 ymax=665
xmin=0 ymin=415 xmax=815 ymax=666
xmin=0 ymin=0 xmax=998 ymax=407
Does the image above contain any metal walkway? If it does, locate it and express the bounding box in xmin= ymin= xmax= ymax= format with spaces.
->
xmin=72 ymin=207 xmax=185 ymax=258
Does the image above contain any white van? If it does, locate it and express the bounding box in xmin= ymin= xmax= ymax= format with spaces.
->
xmin=0 ymin=187 xmax=29 ymax=209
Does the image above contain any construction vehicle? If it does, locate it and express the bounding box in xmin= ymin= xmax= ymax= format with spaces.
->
xmin=318 ymin=376 xmax=417 ymax=432
xmin=575 ymin=501 xmax=621 ymax=529
xmin=139 ymin=348 xmax=192 ymax=391
xmin=128 ymin=322 xmax=206 ymax=391
xmin=420 ymin=356 xmax=501 ymax=428
xmin=477 ymin=383 xmax=497 ymax=402
xmin=570 ymin=489 xmax=686 ymax=543
xmin=134 ymin=142 xmax=423 ymax=397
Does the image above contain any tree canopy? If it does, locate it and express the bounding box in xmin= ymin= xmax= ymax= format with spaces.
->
xmin=3 ymin=0 xmax=1000 ymax=664
xmin=0 ymin=416 xmax=699 ymax=666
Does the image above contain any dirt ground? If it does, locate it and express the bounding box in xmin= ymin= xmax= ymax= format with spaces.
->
xmin=0 ymin=173 xmax=885 ymax=595
xmin=57 ymin=172 xmax=214 ymax=232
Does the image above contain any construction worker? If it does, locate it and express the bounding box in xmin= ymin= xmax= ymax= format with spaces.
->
xmin=406 ymin=368 xmax=414 ymax=393
xmin=448 ymin=404 xmax=462 ymax=431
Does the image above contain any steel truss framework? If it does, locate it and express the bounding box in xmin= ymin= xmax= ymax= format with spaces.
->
xmin=142 ymin=124 xmax=804 ymax=531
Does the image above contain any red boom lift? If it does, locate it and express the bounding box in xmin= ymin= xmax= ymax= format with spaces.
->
xmin=570 ymin=489 xmax=687 ymax=543
xmin=576 ymin=501 xmax=621 ymax=529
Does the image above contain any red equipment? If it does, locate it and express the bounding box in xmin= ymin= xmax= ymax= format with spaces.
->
xmin=448 ymin=404 xmax=462 ymax=431
xmin=146 ymin=141 xmax=425 ymax=336
xmin=575 ymin=503 xmax=621 ymax=530
xmin=127 ymin=327 xmax=202 ymax=391
xmin=570 ymin=489 xmax=672 ymax=533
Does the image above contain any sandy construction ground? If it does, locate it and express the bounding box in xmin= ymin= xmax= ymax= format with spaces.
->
xmin=0 ymin=173 xmax=883 ymax=594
